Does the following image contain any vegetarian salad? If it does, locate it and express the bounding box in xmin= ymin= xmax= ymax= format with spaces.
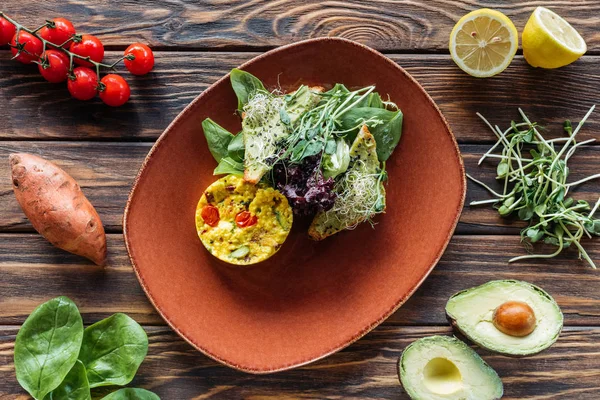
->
xmin=197 ymin=68 xmax=403 ymax=264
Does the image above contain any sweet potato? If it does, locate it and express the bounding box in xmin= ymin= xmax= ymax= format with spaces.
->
xmin=10 ymin=153 xmax=107 ymax=265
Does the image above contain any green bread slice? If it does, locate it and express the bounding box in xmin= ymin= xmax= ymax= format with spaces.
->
xmin=309 ymin=125 xmax=385 ymax=240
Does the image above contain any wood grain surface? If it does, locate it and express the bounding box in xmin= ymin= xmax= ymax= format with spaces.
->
xmin=1 ymin=1 xmax=599 ymax=52
xmin=1 ymin=325 xmax=599 ymax=399
xmin=2 ymin=0 xmax=600 ymax=398
xmin=1 ymin=52 xmax=598 ymax=143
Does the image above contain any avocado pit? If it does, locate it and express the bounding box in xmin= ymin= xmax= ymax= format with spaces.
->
xmin=493 ymin=300 xmax=536 ymax=337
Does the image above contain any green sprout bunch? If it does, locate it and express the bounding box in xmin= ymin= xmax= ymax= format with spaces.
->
xmin=468 ymin=105 xmax=600 ymax=268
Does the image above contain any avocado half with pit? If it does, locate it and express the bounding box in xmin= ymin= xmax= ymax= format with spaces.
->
xmin=399 ymin=336 xmax=503 ymax=400
xmin=446 ymin=280 xmax=563 ymax=356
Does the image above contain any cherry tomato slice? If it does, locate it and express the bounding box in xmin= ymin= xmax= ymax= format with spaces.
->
xmin=69 ymin=34 xmax=104 ymax=67
xmin=39 ymin=18 xmax=76 ymax=45
xmin=235 ymin=211 xmax=258 ymax=228
xmin=38 ymin=50 xmax=69 ymax=83
xmin=124 ymin=42 xmax=154 ymax=75
xmin=0 ymin=16 xmax=16 ymax=46
xmin=10 ymin=31 xmax=43 ymax=64
xmin=201 ymin=205 xmax=220 ymax=227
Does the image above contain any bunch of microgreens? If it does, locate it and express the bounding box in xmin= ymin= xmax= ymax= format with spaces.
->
xmin=284 ymin=85 xmax=395 ymax=164
xmin=468 ymin=105 xmax=600 ymax=268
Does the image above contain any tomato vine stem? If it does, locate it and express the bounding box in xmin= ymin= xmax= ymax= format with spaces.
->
xmin=0 ymin=11 xmax=133 ymax=85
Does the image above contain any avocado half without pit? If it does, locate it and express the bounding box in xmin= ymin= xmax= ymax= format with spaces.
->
xmin=398 ymin=336 xmax=503 ymax=400
xmin=446 ymin=280 xmax=563 ymax=356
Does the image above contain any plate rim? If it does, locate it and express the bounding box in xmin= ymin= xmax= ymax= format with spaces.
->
xmin=123 ymin=36 xmax=466 ymax=374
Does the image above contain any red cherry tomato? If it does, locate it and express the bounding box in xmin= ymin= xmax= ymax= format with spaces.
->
xmin=38 ymin=50 xmax=69 ymax=83
xmin=123 ymin=42 xmax=154 ymax=75
xmin=201 ymin=205 xmax=220 ymax=227
xmin=10 ymin=31 xmax=43 ymax=64
xmin=98 ymin=74 xmax=130 ymax=107
xmin=67 ymin=67 xmax=98 ymax=101
xmin=69 ymin=34 xmax=104 ymax=67
xmin=39 ymin=18 xmax=76 ymax=45
xmin=0 ymin=16 xmax=16 ymax=46
xmin=235 ymin=211 xmax=258 ymax=228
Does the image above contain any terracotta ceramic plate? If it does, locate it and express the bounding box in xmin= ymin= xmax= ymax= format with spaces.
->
xmin=124 ymin=38 xmax=465 ymax=373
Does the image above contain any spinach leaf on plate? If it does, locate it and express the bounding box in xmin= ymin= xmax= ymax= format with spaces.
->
xmin=339 ymin=107 xmax=403 ymax=162
xmin=46 ymin=360 xmax=91 ymax=400
xmin=230 ymin=68 xmax=266 ymax=111
xmin=227 ymin=132 xmax=245 ymax=162
xmin=202 ymin=118 xmax=235 ymax=163
xmin=78 ymin=313 xmax=148 ymax=388
xmin=325 ymin=83 xmax=350 ymax=95
xmin=14 ymin=296 xmax=84 ymax=400
xmin=101 ymin=388 xmax=160 ymax=400
xmin=355 ymin=92 xmax=385 ymax=109
xmin=214 ymin=157 xmax=244 ymax=176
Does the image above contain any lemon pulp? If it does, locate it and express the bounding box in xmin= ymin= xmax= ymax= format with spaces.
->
xmin=449 ymin=9 xmax=518 ymax=77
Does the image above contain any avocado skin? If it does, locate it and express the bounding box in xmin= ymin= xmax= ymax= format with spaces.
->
xmin=446 ymin=280 xmax=563 ymax=357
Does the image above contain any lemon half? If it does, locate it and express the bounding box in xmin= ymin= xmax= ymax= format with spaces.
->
xmin=522 ymin=7 xmax=586 ymax=69
xmin=449 ymin=9 xmax=518 ymax=78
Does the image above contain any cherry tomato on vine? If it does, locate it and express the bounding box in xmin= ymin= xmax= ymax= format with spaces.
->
xmin=39 ymin=18 xmax=76 ymax=46
xmin=235 ymin=211 xmax=258 ymax=228
xmin=67 ymin=67 xmax=98 ymax=101
xmin=0 ymin=17 xmax=16 ymax=46
xmin=10 ymin=31 xmax=43 ymax=64
xmin=201 ymin=205 xmax=220 ymax=227
xmin=69 ymin=34 xmax=104 ymax=67
xmin=123 ymin=42 xmax=154 ymax=75
xmin=38 ymin=50 xmax=69 ymax=83
xmin=99 ymin=74 xmax=130 ymax=107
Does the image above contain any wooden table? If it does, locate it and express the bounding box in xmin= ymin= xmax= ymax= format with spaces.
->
xmin=1 ymin=1 xmax=599 ymax=399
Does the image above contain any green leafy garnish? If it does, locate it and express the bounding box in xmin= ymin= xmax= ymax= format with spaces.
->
xmin=201 ymin=118 xmax=235 ymax=163
xmin=201 ymin=118 xmax=245 ymax=176
xmin=469 ymin=105 xmax=600 ymax=268
xmin=338 ymin=107 xmax=403 ymax=162
xmin=230 ymin=68 xmax=266 ymax=111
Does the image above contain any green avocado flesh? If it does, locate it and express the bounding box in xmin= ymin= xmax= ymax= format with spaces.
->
xmin=242 ymin=85 xmax=320 ymax=182
xmin=446 ymin=280 xmax=563 ymax=356
xmin=399 ymin=336 xmax=503 ymax=400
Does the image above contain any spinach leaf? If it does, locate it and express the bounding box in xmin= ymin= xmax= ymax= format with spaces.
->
xmin=214 ymin=157 xmax=244 ymax=176
xmin=202 ymin=118 xmax=235 ymax=163
xmin=78 ymin=313 xmax=148 ymax=388
xmin=14 ymin=296 xmax=84 ymax=400
xmin=102 ymin=388 xmax=160 ymax=400
xmin=227 ymin=132 xmax=245 ymax=162
xmin=230 ymin=68 xmax=266 ymax=110
xmin=46 ymin=360 xmax=91 ymax=400
xmin=356 ymin=93 xmax=384 ymax=109
xmin=290 ymin=140 xmax=322 ymax=162
xmin=325 ymin=83 xmax=350 ymax=95
xmin=338 ymin=107 xmax=403 ymax=162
